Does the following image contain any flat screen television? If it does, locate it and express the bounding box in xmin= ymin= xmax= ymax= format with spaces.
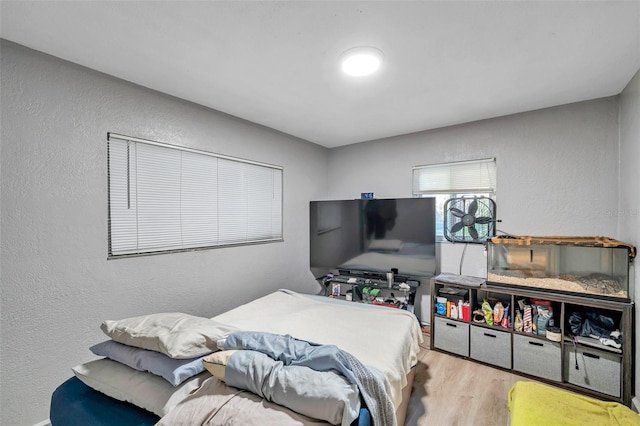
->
xmin=310 ymin=197 xmax=437 ymax=281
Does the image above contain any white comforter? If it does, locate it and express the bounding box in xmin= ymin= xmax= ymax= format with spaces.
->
xmin=211 ymin=289 xmax=423 ymax=411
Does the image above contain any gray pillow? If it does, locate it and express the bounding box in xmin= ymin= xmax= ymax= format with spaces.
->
xmin=91 ymin=340 xmax=207 ymax=386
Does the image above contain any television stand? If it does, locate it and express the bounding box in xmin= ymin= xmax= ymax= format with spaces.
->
xmin=321 ymin=273 xmax=420 ymax=312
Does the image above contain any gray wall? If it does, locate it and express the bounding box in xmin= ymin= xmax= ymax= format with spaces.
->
xmin=0 ymin=40 xmax=328 ymax=426
xmin=327 ymin=97 xmax=621 ymax=328
xmin=619 ymin=67 xmax=640 ymax=410
xmin=327 ymin=97 xmax=620 ymax=235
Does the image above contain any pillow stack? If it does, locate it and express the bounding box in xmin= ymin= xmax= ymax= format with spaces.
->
xmin=72 ymin=312 xmax=239 ymax=417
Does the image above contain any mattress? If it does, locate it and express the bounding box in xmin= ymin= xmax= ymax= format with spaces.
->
xmin=212 ymin=290 xmax=422 ymax=410
xmin=51 ymin=289 xmax=422 ymax=425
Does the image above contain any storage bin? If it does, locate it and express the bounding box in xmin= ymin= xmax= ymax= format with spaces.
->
xmin=470 ymin=325 xmax=511 ymax=369
xmin=433 ymin=316 xmax=469 ymax=357
xmin=564 ymin=345 xmax=622 ymax=398
xmin=513 ymin=333 xmax=561 ymax=381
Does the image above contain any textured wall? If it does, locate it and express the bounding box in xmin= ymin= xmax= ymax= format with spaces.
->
xmin=0 ymin=40 xmax=328 ymax=426
xmin=619 ymin=67 xmax=640 ymax=410
xmin=327 ymin=97 xmax=620 ymax=235
xmin=327 ymin=97 xmax=621 ymax=322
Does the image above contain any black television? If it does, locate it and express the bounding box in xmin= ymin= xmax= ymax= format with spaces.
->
xmin=310 ymin=197 xmax=437 ymax=281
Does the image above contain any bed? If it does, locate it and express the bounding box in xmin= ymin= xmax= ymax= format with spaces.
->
xmin=50 ymin=289 xmax=423 ymax=426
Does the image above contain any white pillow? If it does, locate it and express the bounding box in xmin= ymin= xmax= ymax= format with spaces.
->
xmin=100 ymin=312 xmax=239 ymax=359
xmin=72 ymin=359 xmax=209 ymax=416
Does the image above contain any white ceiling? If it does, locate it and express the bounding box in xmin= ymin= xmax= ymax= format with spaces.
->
xmin=2 ymin=1 xmax=639 ymax=148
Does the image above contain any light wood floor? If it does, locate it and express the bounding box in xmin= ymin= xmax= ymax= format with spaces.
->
xmin=403 ymin=334 xmax=533 ymax=426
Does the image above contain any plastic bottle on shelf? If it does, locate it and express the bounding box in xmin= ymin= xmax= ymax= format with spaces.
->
xmin=450 ymin=303 xmax=458 ymax=319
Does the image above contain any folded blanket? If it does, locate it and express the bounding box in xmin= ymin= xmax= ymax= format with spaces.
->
xmin=156 ymin=376 xmax=332 ymax=426
xmin=220 ymin=331 xmax=396 ymax=426
xmin=225 ymin=350 xmax=360 ymax=425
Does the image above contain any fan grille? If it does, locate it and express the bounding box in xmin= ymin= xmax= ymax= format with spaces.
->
xmin=444 ymin=197 xmax=496 ymax=243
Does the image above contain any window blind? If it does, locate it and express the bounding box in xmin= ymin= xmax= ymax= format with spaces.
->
xmin=412 ymin=158 xmax=496 ymax=194
xmin=107 ymin=133 xmax=283 ymax=257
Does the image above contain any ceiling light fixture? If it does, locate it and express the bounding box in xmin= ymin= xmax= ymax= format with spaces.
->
xmin=340 ymin=46 xmax=384 ymax=77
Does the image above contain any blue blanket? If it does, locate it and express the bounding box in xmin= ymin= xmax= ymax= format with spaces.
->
xmin=221 ymin=331 xmax=396 ymax=426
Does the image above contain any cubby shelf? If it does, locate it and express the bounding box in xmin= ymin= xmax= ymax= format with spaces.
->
xmin=430 ymin=274 xmax=634 ymax=407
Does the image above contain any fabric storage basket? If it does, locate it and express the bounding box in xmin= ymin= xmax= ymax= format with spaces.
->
xmin=564 ymin=345 xmax=622 ymax=398
xmin=433 ymin=317 xmax=469 ymax=357
xmin=513 ymin=333 xmax=561 ymax=381
xmin=470 ymin=326 xmax=511 ymax=369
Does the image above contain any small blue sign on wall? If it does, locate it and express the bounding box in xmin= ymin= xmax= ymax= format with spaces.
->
xmin=361 ymin=192 xmax=374 ymax=199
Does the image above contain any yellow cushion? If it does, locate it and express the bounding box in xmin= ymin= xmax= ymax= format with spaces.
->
xmin=508 ymin=381 xmax=640 ymax=426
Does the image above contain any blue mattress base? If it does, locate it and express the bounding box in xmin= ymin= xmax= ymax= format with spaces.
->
xmin=51 ymin=377 xmax=372 ymax=426
xmin=50 ymin=377 xmax=159 ymax=426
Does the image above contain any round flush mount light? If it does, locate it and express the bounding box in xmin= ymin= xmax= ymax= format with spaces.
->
xmin=339 ymin=46 xmax=384 ymax=77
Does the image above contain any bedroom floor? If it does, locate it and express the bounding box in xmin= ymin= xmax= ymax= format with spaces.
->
xmin=404 ymin=333 xmax=532 ymax=426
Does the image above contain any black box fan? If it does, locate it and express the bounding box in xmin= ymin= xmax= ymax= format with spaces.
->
xmin=444 ymin=197 xmax=497 ymax=243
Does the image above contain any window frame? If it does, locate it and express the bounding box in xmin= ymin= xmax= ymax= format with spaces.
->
xmin=107 ymin=133 xmax=283 ymax=258
xmin=412 ymin=158 xmax=496 ymax=241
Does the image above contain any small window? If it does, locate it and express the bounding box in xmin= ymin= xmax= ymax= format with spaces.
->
xmin=107 ymin=133 xmax=283 ymax=257
xmin=412 ymin=158 xmax=496 ymax=240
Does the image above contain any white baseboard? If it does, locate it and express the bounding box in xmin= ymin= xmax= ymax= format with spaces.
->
xmin=32 ymin=419 xmax=51 ymax=426
xmin=632 ymin=396 xmax=639 ymax=413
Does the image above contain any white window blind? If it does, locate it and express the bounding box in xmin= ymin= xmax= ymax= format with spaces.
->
xmin=412 ymin=158 xmax=496 ymax=194
xmin=107 ymin=133 xmax=283 ymax=257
